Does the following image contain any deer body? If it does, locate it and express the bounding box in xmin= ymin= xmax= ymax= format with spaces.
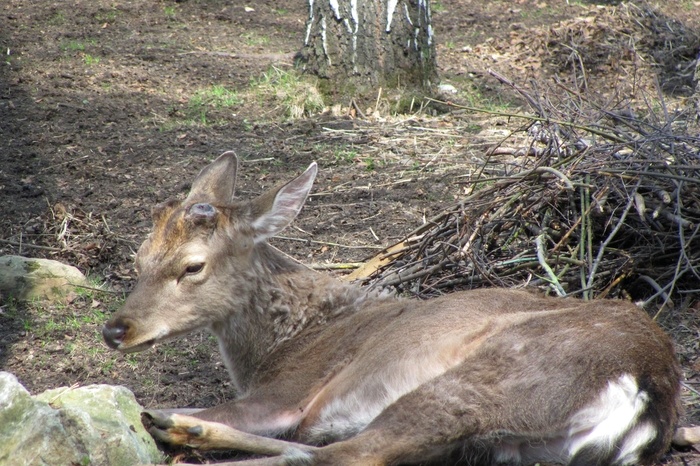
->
xmin=103 ymin=152 xmax=687 ymax=466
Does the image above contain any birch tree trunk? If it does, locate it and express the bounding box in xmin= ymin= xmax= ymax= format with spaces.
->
xmin=299 ymin=0 xmax=438 ymax=101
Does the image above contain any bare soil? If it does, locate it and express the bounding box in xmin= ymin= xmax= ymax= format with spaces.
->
xmin=1 ymin=0 xmax=699 ymax=464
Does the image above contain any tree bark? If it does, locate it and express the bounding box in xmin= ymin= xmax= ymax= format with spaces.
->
xmin=299 ymin=0 xmax=438 ymax=101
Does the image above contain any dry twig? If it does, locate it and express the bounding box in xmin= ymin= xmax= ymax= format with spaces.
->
xmin=349 ymin=77 xmax=700 ymax=309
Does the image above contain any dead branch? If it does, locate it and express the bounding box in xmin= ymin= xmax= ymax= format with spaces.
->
xmin=349 ymin=75 xmax=700 ymax=308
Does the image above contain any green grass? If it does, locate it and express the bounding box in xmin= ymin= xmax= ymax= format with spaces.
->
xmin=185 ymin=85 xmax=240 ymax=125
xmin=163 ymin=5 xmax=177 ymax=19
xmin=64 ymin=341 xmax=77 ymax=354
xmin=124 ymin=354 xmax=140 ymax=368
xmin=331 ymin=146 xmax=359 ymax=165
xmin=62 ymin=40 xmax=87 ymax=52
xmin=157 ymin=345 xmax=183 ymax=358
xmin=250 ymin=66 xmax=325 ymax=119
xmin=242 ymin=32 xmax=270 ymax=47
xmin=100 ymin=358 xmax=116 ymax=373
xmin=83 ymin=54 xmax=100 ymax=66
xmin=192 ymin=85 xmax=240 ymax=108
xmin=20 ymin=276 xmax=112 ymax=337
xmin=361 ymin=155 xmax=386 ymax=171
xmin=432 ymin=2 xmax=446 ymax=13
xmin=2 ymin=296 xmax=19 ymax=316
xmin=95 ymin=8 xmax=120 ymax=23
xmin=48 ymin=11 xmax=66 ymax=25
xmin=59 ymin=39 xmax=102 ymax=67
xmin=85 ymin=346 xmax=105 ymax=358
xmin=61 ymin=39 xmax=97 ymax=54
xmin=21 ymin=318 xmax=33 ymax=332
xmin=160 ymin=70 xmax=323 ymax=128
xmin=42 ymin=318 xmax=62 ymax=333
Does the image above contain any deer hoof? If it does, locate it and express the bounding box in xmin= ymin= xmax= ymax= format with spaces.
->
xmin=143 ymin=410 xmax=206 ymax=447
xmin=143 ymin=410 xmax=175 ymax=429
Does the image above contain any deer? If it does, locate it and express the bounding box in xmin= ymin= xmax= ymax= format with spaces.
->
xmin=102 ymin=151 xmax=700 ymax=466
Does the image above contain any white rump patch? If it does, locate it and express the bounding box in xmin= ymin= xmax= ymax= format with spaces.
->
xmin=504 ymin=374 xmax=657 ymax=465
xmin=614 ymin=420 xmax=657 ymax=464
xmin=566 ymin=374 xmax=655 ymax=464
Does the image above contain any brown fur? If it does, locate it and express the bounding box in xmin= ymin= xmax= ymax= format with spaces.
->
xmin=103 ymin=153 xmax=694 ymax=466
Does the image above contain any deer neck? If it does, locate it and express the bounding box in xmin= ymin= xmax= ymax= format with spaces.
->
xmin=209 ymin=243 xmax=382 ymax=393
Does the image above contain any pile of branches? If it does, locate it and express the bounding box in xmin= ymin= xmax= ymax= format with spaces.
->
xmin=350 ymin=79 xmax=700 ymax=309
xmin=496 ymin=1 xmax=700 ymax=96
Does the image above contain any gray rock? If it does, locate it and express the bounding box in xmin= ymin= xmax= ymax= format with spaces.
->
xmin=437 ymin=83 xmax=458 ymax=95
xmin=0 ymin=372 xmax=164 ymax=466
xmin=0 ymin=255 xmax=88 ymax=301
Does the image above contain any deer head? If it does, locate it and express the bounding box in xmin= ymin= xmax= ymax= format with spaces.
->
xmin=102 ymin=152 xmax=318 ymax=353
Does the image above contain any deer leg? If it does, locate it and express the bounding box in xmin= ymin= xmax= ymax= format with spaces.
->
xmin=307 ymin=368 xmax=676 ymax=466
xmin=304 ymin=373 xmax=499 ymax=466
xmin=145 ymin=410 xmax=317 ymax=457
xmin=169 ymin=454 xmax=304 ymax=466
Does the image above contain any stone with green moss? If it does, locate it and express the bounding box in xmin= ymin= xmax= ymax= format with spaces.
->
xmin=0 ymin=372 xmax=164 ymax=466
xmin=0 ymin=255 xmax=87 ymax=301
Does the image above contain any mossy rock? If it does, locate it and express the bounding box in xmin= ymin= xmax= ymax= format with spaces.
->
xmin=0 ymin=255 xmax=87 ymax=301
xmin=0 ymin=372 xmax=164 ymax=466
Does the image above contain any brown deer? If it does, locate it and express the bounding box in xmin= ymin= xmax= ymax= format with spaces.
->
xmin=103 ymin=152 xmax=699 ymax=466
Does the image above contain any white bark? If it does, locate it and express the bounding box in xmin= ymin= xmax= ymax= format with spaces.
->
xmin=386 ymin=0 xmax=398 ymax=32
xmin=300 ymin=0 xmax=437 ymax=93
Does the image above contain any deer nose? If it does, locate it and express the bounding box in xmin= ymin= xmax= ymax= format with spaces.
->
xmin=102 ymin=321 xmax=128 ymax=349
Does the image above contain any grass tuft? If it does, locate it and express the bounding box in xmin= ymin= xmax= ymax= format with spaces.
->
xmin=250 ymin=66 xmax=325 ymax=119
xmin=185 ymin=85 xmax=240 ymax=125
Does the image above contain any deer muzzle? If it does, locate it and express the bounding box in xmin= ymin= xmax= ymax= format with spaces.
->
xmin=102 ymin=319 xmax=129 ymax=349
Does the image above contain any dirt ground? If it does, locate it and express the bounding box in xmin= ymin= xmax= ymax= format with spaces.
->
xmin=1 ymin=0 xmax=699 ymax=464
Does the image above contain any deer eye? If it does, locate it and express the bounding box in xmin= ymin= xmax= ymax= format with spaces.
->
xmin=185 ymin=263 xmax=205 ymax=275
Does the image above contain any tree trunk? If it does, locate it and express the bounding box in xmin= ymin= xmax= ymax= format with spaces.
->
xmin=299 ymin=0 xmax=438 ymax=102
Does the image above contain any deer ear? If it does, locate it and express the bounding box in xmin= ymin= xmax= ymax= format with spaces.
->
xmin=250 ymin=162 xmax=317 ymax=242
xmin=186 ymin=151 xmax=239 ymax=205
